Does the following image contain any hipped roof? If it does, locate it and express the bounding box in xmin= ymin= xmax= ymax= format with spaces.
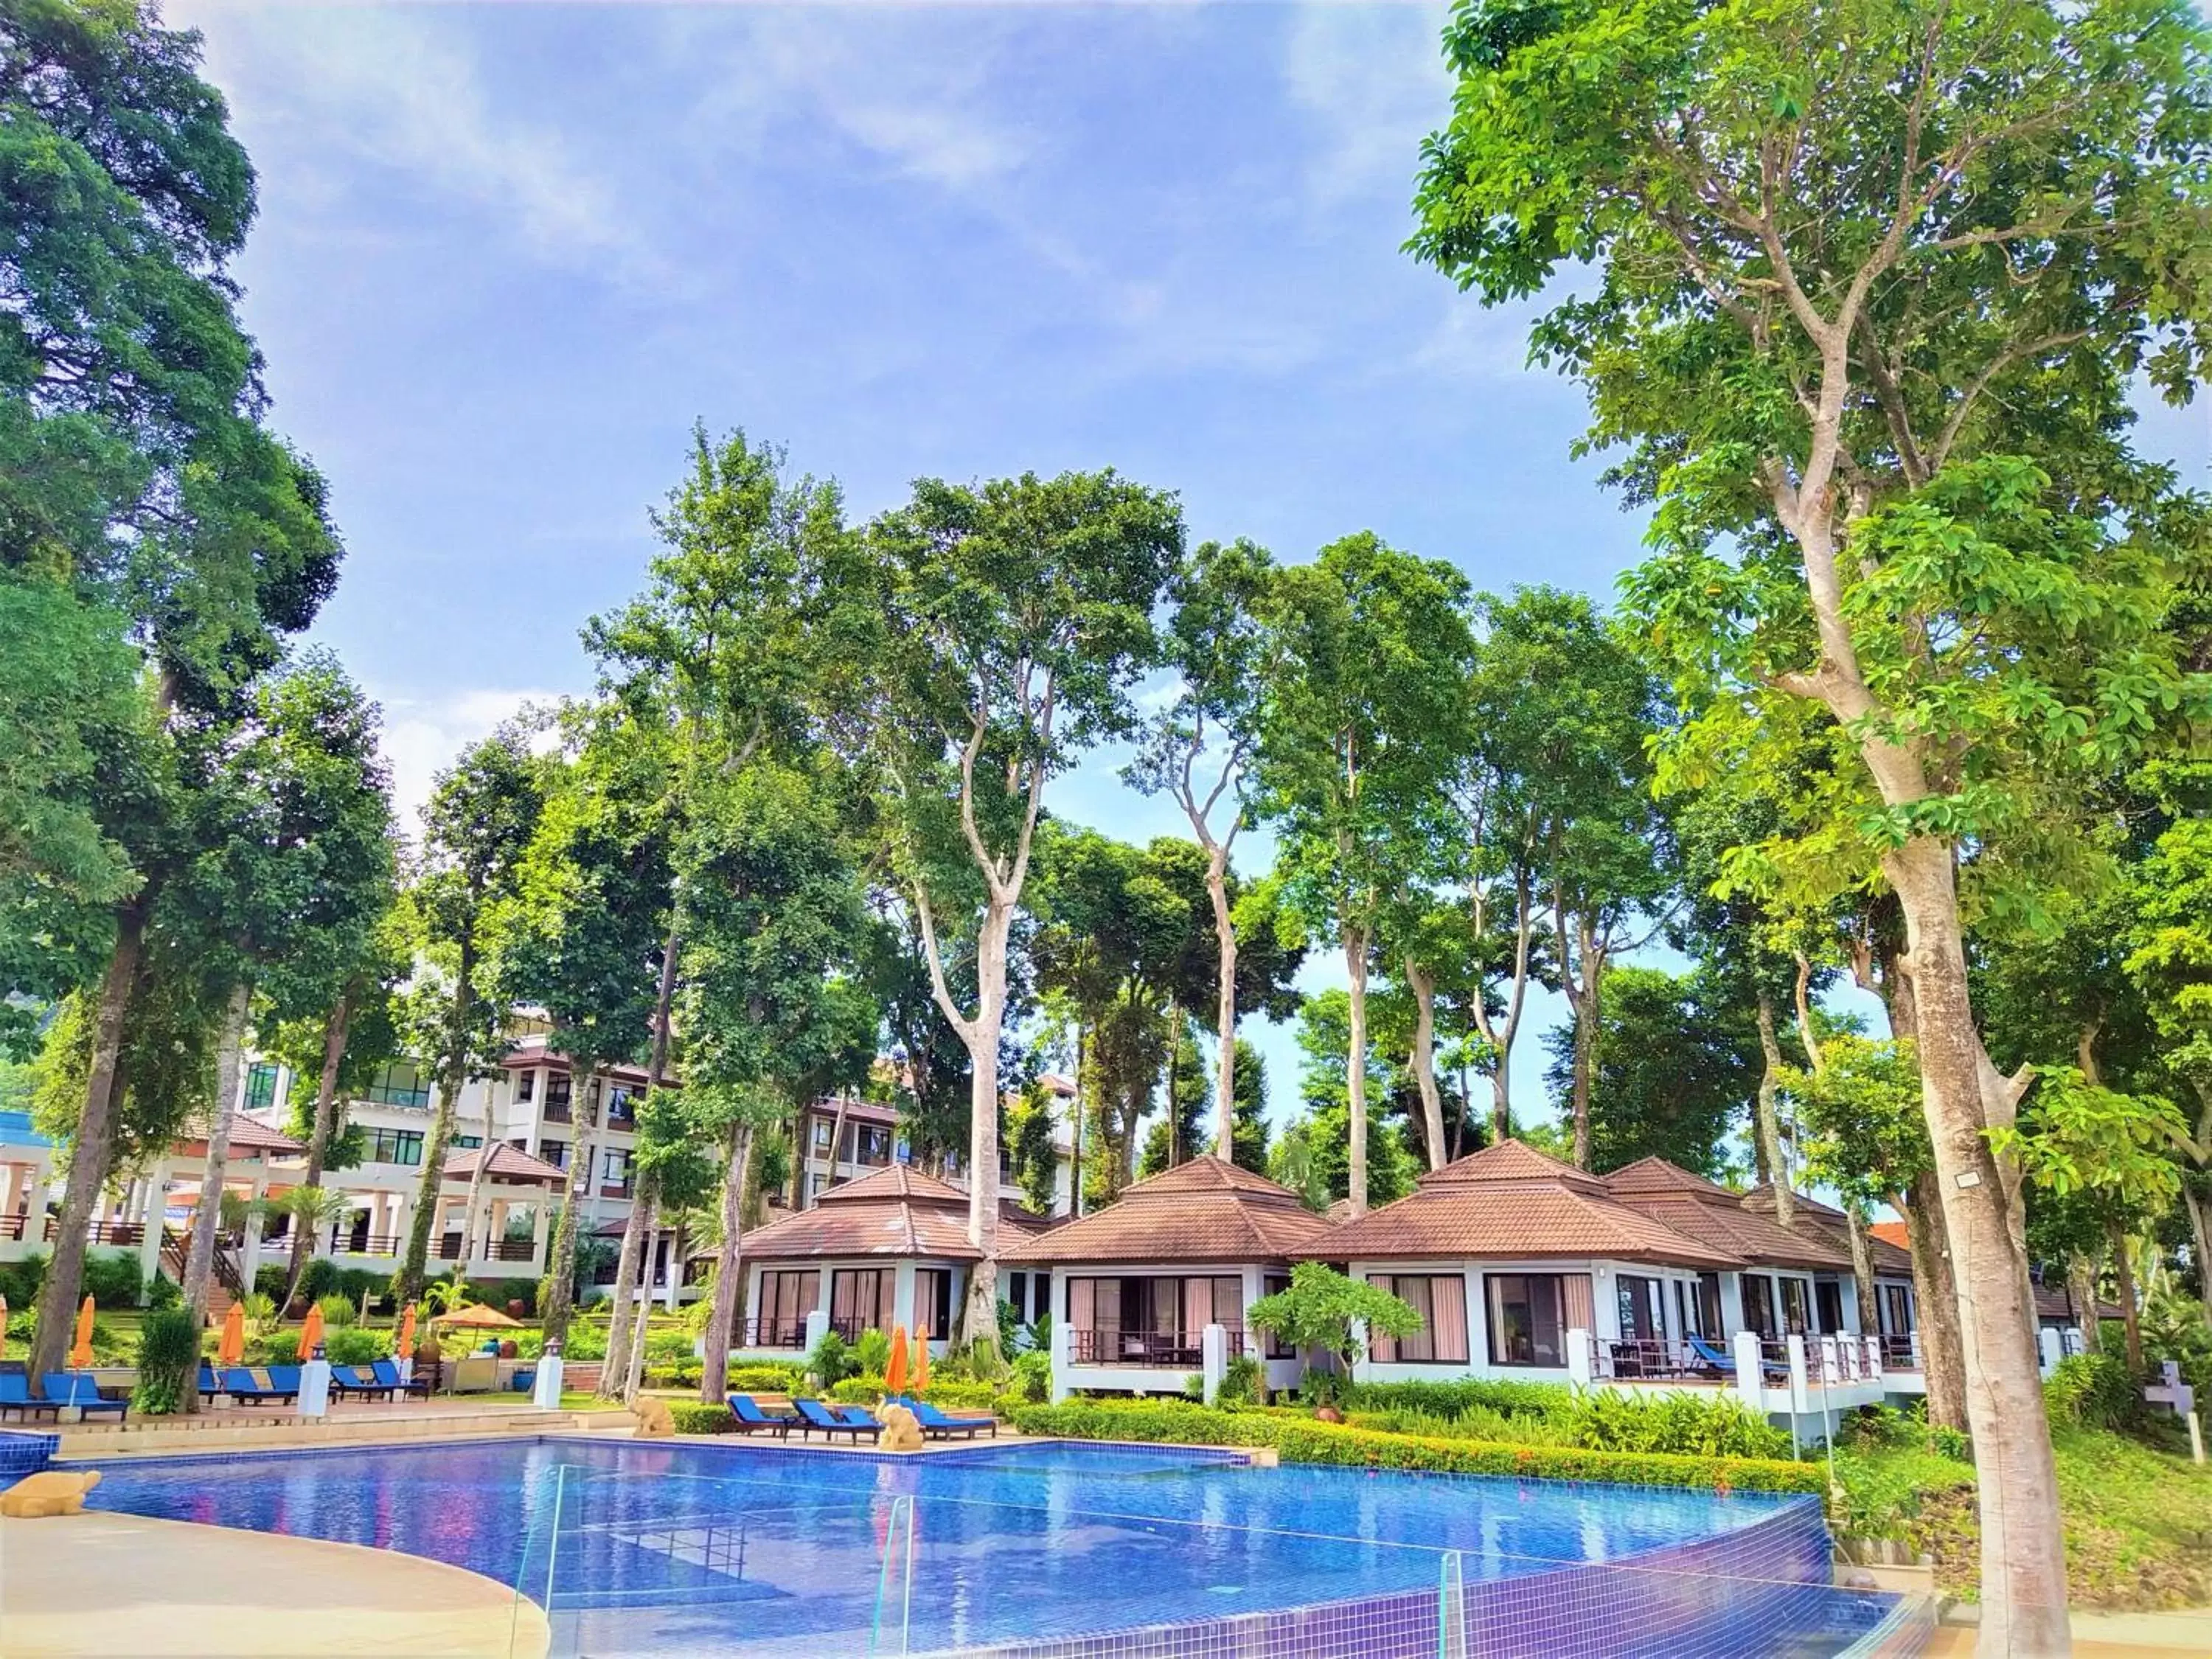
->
xmin=1001 ymin=1156 xmax=1336 ymax=1266
xmin=1604 ymin=1158 xmax=1851 ymax=1271
xmin=1320 ymin=1139 xmax=1742 ymax=1269
xmin=739 ymin=1162 xmax=1043 ymax=1262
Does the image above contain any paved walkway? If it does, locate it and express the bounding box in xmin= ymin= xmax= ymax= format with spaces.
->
xmin=1926 ymin=1607 xmax=2212 ymax=1657
xmin=0 ymin=1511 xmax=547 ymax=1658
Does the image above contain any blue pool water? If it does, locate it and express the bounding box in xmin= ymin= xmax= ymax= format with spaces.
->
xmin=86 ymin=1436 xmax=1904 ymax=1657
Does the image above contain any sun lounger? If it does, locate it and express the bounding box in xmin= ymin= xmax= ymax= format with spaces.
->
xmin=329 ymin=1363 xmax=393 ymax=1402
xmin=831 ymin=1403 xmax=881 ymax=1430
xmin=369 ymin=1358 xmax=431 ymax=1399
xmin=901 ymin=1397 xmax=997 ymax=1439
xmin=1686 ymin=1335 xmax=1789 ymax=1381
xmin=0 ymin=1374 xmax=60 ymax=1422
xmin=262 ymin=1364 xmax=305 ymax=1402
xmin=727 ymin=1394 xmax=797 ymax=1437
xmin=197 ymin=1363 xmax=222 ymax=1397
xmin=793 ymin=1398 xmax=879 ymax=1442
xmin=220 ymin=1366 xmax=289 ymax=1405
xmin=41 ymin=1373 xmax=126 ymax=1419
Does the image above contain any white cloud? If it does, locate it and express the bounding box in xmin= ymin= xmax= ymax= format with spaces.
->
xmin=1281 ymin=2 xmax=1453 ymax=209
xmin=170 ymin=1 xmax=647 ymax=276
xmin=378 ymin=686 xmax=560 ymax=838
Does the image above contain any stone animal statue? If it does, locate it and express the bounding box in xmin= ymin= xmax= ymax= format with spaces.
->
xmin=878 ymin=1402 xmax=925 ymax=1453
xmin=1 ymin=1469 xmax=102 ymax=1518
xmin=629 ymin=1395 xmax=676 ymax=1439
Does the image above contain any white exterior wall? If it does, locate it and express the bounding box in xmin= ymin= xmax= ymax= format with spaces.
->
xmin=1046 ymin=1262 xmax=1302 ymax=1397
xmin=738 ymin=1256 xmax=969 ymax=1358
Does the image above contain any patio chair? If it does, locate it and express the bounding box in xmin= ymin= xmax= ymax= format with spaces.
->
xmin=329 ymin=1364 xmax=391 ymax=1402
xmin=726 ymin=1394 xmax=798 ymax=1437
xmin=792 ymin=1399 xmax=880 ymax=1442
xmin=41 ymin=1373 xmax=126 ymax=1419
xmin=0 ymin=1373 xmax=60 ymax=1422
xmin=220 ymin=1366 xmax=289 ymax=1405
xmin=369 ymin=1358 xmax=431 ymax=1400
xmin=897 ymin=1397 xmax=996 ymax=1440
xmin=1685 ymin=1335 xmax=1736 ymax=1375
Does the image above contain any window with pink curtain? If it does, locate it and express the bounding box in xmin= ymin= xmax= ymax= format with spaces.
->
xmin=1369 ymin=1274 xmax=1467 ymax=1364
xmin=1183 ymin=1277 xmax=1213 ymax=1339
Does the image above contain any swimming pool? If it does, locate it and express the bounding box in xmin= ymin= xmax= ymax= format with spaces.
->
xmin=86 ymin=1436 xmax=1918 ymax=1657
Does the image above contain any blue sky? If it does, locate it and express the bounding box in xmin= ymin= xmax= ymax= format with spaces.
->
xmin=173 ymin=1 xmax=2208 ymax=1138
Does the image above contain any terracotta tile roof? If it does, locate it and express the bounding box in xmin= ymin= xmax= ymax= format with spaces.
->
xmin=1604 ymin=1158 xmax=1851 ymax=1270
xmin=740 ymin=1161 xmax=1042 ymax=1261
xmin=2034 ymin=1282 xmax=2123 ymax=1323
xmin=1320 ymin=1139 xmax=1742 ymax=1269
xmin=1002 ymin=1155 xmax=1336 ymax=1266
xmin=1740 ymin=1183 xmax=1914 ymax=1274
xmin=442 ymin=1142 xmax=570 ymax=1186
xmin=1870 ymin=1220 xmax=1911 ymax=1253
xmin=189 ymin=1116 xmax=305 ymax=1157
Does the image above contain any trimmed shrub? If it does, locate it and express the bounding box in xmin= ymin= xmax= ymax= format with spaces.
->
xmin=830 ymin=1374 xmax=888 ymax=1405
xmin=254 ymin=1264 xmax=289 ymax=1304
xmin=297 ymin=1258 xmax=342 ymax=1307
xmin=1350 ymin=1405 xmax=1576 ymax=1447
xmin=133 ymin=1307 xmax=200 ymax=1415
xmin=644 ymin=1326 xmax=695 ymax=1363
xmin=645 ymin=1363 xmax=704 ymax=1389
xmin=1342 ymin=1377 xmax=1573 ymax=1421
xmin=81 ymin=1248 xmax=145 ymax=1309
xmin=918 ymin=1379 xmax=1002 ymax=1411
xmin=1006 ymin=1399 xmax=1823 ymax=1497
xmin=1562 ymin=1387 xmax=1792 ymax=1459
xmin=725 ymin=1363 xmax=801 ymax=1393
xmin=0 ymin=1248 xmax=46 ymax=1307
xmin=1008 ymin=1350 xmax=1051 ymax=1405
xmin=145 ymin=1272 xmax=181 ymax=1311
xmin=324 ymin=1327 xmax=392 ymax=1366
xmin=561 ymin=1318 xmax=609 ymax=1361
xmin=670 ymin=1401 xmax=737 ymax=1435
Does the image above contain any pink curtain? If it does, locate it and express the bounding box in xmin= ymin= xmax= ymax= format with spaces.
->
xmin=1183 ymin=1278 xmax=1213 ymax=1339
xmin=1070 ymin=1279 xmax=1094 ymax=1336
xmin=1370 ymin=1276 xmax=1399 ymax=1363
xmin=1562 ymin=1273 xmax=1596 ymax=1335
xmin=1428 ymin=1276 xmax=1469 ymax=1363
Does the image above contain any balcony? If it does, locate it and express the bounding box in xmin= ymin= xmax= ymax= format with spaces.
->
xmin=1070 ymin=1327 xmax=1252 ymax=1368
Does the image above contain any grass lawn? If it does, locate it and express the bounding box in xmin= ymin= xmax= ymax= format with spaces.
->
xmin=1848 ymin=1427 xmax=2212 ymax=1611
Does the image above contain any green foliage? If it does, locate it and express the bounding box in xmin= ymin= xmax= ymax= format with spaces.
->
xmin=2045 ymin=1354 xmax=2144 ymax=1433
xmin=1340 ymin=1377 xmax=1787 ymax=1458
xmin=322 ymin=1326 xmax=391 ymax=1367
xmin=0 ymin=1249 xmax=44 ymax=1307
xmin=144 ymin=1273 xmax=179 ymax=1312
xmin=805 ymin=1329 xmax=858 ymax=1389
xmin=851 ymin=1326 xmax=891 ymax=1378
xmin=828 ymin=1375 xmax=887 ymax=1405
xmin=559 ymin=1318 xmax=608 ymax=1361
xmin=1349 ymin=1405 xmax=1576 ymax=1447
xmin=668 ymin=1401 xmax=738 ymax=1435
xmin=1561 ymin=1389 xmax=1792 ymax=1460
xmin=1247 ymin=1262 xmax=1422 ymax=1372
xmin=296 ymin=1257 xmax=342 ymax=1308
xmin=1008 ymin=1350 xmax=1052 ymax=1405
xmin=80 ymin=1248 xmax=143 ymax=1309
xmin=1341 ymin=1377 xmax=1573 ymax=1419
xmin=131 ymin=1307 xmax=201 ymax=1416
xmin=723 ymin=1363 xmax=802 ymax=1393
xmin=1009 ymin=1400 xmax=1824 ymax=1496
xmin=1217 ymin=1352 xmax=1265 ymax=1407
xmin=312 ymin=1293 xmax=358 ymax=1328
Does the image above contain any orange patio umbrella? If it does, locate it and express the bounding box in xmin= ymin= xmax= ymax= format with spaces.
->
xmin=885 ymin=1324 xmax=909 ymax=1394
xmin=912 ymin=1324 xmax=931 ymax=1393
xmin=218 ymin=1301 xmax=246 ymax=1366
xmin=0 ymin=1293 xmax=9 ymax=1363
xmin=396 ymin=1303 xmax=417 ymax=1359
xmin=69 ymin=1293 xmax=94 ymax=1368
xmin=296 ymin=1304 xmax=325 ymax=1362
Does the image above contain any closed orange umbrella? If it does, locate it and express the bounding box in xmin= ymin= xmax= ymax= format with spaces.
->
xmin=397 ymin=1304 xmax=417 ymax=1360
xmin=218 ymin=1301 xmax=246 ymax=1366
xmin=0 ymin=1293 xmax=9 ymax=1363
xmin=69 ymin=1294 xmax=94 ymax=1368
xmin=912 ymin=1324 xmax=931 ymax=1393
xmin=296 ymin=1304 xmax=324 ymax=1362
xmin=885 ymin=1324 xmax=909 ymax=1394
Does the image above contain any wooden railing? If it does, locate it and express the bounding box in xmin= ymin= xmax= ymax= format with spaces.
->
xmin=1071 ymin=1328 xmax=1253 ymax=1366
xmin=740 ymin=1318 xmax=811 ymax=1349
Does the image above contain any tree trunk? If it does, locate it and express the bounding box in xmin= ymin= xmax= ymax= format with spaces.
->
xmin=1405 ymin=958 xmax=1448 ymax=1172
xmin=2180 ymin=1183 xmax=2212 ymax=1328
xmin=182 ymin=982 xmax=252 ymax=1321
xmin=1753 ymin=992 xmax=1793 ymax=1222
xmin=1846 ymin=1205 xmax=1877 ymax=1344
xmin=1207 ymin=848 xmax=1238 ymax=1158
xmin=400 ymin=942 xmax=476 ymax=1304
xmin=29 ymin=904 xmax=146 ymax=1383
xmin=599 ymin=1170 xmax=658 ymax=1399
xmin=699 ymin=1119 xmax=753 ymax=1405
xmin=1343 ymin=929 xmax=1369 ymax=1217
xmin=2067 ymin=1252 xmax=2102 ymax=1354
xmin=1164 ymin=996 xmax=1181 ymax=1168
xmin=2108 ymin=1220 xmax=2142 ymax=1372
xmin=1885 ymin=839 xmax=2069 ymax=1654
xmin=540 ymin=1065 xmax=603 ymax=1352
xmin=1901 ymin=1172 xmax=1969 ymax=1431
xmin=454 ymin=1091 xmax=498 ymax=1288
xmin=956 ymin=903 xmax=1009 ymax=1362
xmin=282 ymin=993 xmax=352 ymax=1310
xmin=622 ymin=1251 xmax=654 ymax=1402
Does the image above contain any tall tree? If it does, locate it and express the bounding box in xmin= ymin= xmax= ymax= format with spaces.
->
xmin=12 ymin=0 xmax=342 ymax=1385
xmin=394 ymin=726 xmax=546 ymax=1302
xmin=2126 ymin=803 xmax=2212 ymax=1323
xmin=1413 ymin=2 xmax=2212 ymax=1640
xmin=1256 ymin=532 xmax=1471 ymax=1215
xmin=841 ymin=469 xmax=1182 ymax=1357
xmin=1125 ymin=538 xmax=1279 ymax=1156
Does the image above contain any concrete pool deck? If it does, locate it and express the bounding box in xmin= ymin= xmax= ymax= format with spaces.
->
xmin=0 ymin=1510 xmax=549 ymax=1658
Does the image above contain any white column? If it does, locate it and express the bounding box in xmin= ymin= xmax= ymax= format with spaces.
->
xmin=893 ymin=1261 xmax=917 ymax=1333
xmin=1732 ymin=1329 xmax=1764 ymax=1411
xmin=531 ymin=1196 xmax=552 ymax=1273
xmin=2038 ymin=1326 xmax=2064 ymax=1376
xmin=1785 ymin=1332 xmax=1810 ymax=1413
xmin=1565 ymin=1328 xmax=1593 ymax=1387
xmin=240 ymin=1174 xmax=268 ymax=1291
xmin=1200 ymin=1322 xmax=1227 ymax=1405
xmin=804 ymin=1305 xmax=830 ymax=1353
xmin=1049 ymin=1318 xmax=1072 ymax=1404
xmin=137 ymin=1166 xmax=167 ymax=1291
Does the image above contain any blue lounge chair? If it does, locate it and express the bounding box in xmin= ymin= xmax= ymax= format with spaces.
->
xmin=793 ymin=1399 xmax=879 ymax=1442
xmin=902 ymin=1397 xmax=996 ymax=1440
xmin=221 ymin=1366 xmax=288 ymax=1405
xmin=329 ymin=1364 xmax=390 ymax=1402
xmin=727 ymin=1394 xmax=797 ymax=1437
xmin=42 ymin=1373 xmax=125 ymax=1419
xmin=1686 ymin=1335 xmax=1735 ymax=1375
xmin=369 ymin=1358 xmax=431 ymax=1399
xmin=197 ymin=1362 xmax=222 ymax=1397
xmin=0 ymin=1374 xmax=60 ymax=1422
xmin=262 ymin=1364 xmax=304 ymax=1402
xmin=831 ymin=1403 xmax=880 ymax=1430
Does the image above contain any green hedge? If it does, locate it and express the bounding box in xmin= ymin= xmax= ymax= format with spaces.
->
xmin=669 ymin=1402 xmax=738 ymax=1435
xmin=1005 ymin=1400 xmax=1823 ymax=1497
